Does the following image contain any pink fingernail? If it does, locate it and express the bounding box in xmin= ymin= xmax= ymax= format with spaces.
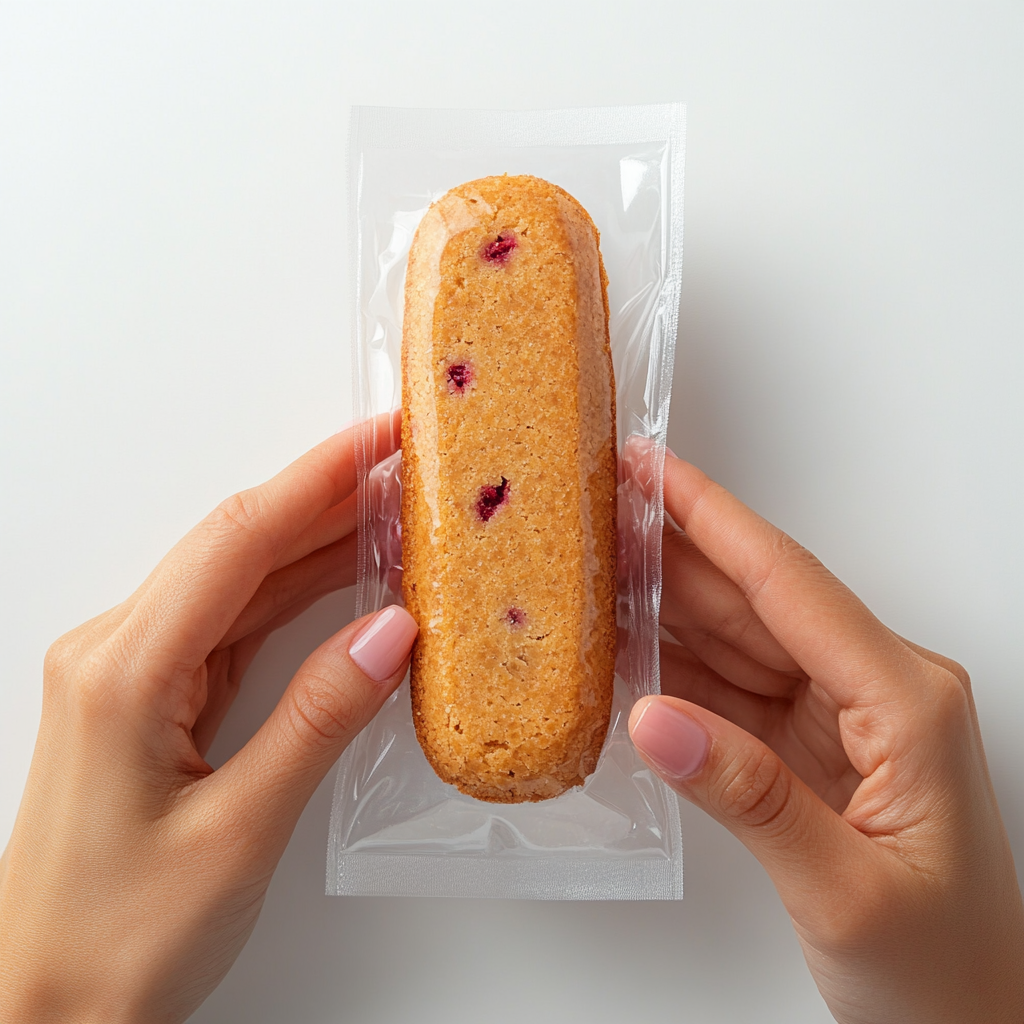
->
xmin=631 ymin=700 xmax=709 ymax=779
xmin=348 ymin=606 xmax=418 ymax=681
xmin=665 ymin=446 xmax=679 ymax=460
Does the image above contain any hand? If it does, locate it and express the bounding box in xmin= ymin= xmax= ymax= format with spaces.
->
xmin=0 ymin=420 xmax=418 ymax=1024
xmin=629 ymin=454 xmax=1024 ymax=1024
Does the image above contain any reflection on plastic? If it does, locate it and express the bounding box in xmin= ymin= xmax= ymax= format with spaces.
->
xmin=616 ymin=435 xmax=666 ymax=700
xmin=330 ymin=103 xmax=686 ymax=901
xmin=361 ymin=450 xmax=403 ymax=612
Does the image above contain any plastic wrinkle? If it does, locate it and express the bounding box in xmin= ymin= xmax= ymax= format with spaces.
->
xmin=330 ymin=103 xmax=686 ymax=901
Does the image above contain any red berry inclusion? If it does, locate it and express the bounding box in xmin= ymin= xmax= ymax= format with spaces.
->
xmin=481 ymin=233 xmax=517 ymax=264
xmin=504 ymin=607 xmax=526 ymax=629
xmin=446 ymin=362 xmax=472 ymax=394
xmin=476 ymin=477 xmax=510 ymax=522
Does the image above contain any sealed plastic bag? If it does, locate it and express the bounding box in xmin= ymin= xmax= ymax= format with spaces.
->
xmin=328 ymin=103 xmax=686 ymax=899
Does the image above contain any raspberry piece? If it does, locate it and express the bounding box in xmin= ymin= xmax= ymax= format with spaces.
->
xmin=476 ymin=477 xmax=510 ymax=522
xmin=504 ymin=607 xmax=526 ymax=629
xmin=445 ymin=362 xmax=473 ymax=395
xmin=480 ymin=233 xmax=517 ymax=264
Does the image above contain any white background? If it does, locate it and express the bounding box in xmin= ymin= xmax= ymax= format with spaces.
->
xmin=1 ymin=3 xmax=1020 ymax=1022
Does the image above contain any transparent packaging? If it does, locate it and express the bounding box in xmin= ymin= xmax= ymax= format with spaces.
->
xmin=328 ymin=104 xmax=686 ymax=900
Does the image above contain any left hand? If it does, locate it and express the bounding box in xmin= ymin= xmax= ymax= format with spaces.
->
xmin=0 ymin=419 xmax=418 ymax=1024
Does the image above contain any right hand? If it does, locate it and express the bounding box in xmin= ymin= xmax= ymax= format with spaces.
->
xmin=629 ymin=453 xmax=1024 ymax=1024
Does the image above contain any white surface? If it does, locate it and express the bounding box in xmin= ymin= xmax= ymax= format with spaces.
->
xmin=0 ymin=3 xmax=1020 ymax=1022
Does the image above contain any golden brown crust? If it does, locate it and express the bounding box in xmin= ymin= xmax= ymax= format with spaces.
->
xmin=401 ymin=174 xmax=616 ymax=802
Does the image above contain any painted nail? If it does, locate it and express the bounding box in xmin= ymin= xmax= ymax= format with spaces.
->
xmin=631 ymin=700 xmax=709 ymax=779
xmin=348 ymin=606 xmax=418 ymax=681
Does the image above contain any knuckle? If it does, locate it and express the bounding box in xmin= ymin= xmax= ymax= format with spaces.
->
xmin=712 ymin=744 xmax=796 ymax=835
xmin=43 ymin=632 xmax=77 ymax=681
xmin=212 ymin=490 xmax=273 ymax=543
xmin=928 ymin=666 xmax=972 ymax=725
xmin=287 ymin=672 xmax=362 ymax=747
xmin=912 ymin=644 xmax=972 ymax=693
xmin=742 ymin=531 xmax=818 ymax=602
xmin=42 ymin=612 xmax=128 ymax=709
xmin=944 ymin=658 xmax=971 ymax=692
xmin=61 ymin=646 xmax=123 ymax=720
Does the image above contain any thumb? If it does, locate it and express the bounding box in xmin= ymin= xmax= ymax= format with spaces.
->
xmin=214 ymin=605 xmax=418 ymax=839
xmin=629 ymin=695 xmax=862 ymax=916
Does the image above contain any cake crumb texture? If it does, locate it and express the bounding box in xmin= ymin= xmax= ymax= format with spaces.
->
xmin=401 ymin=174 xmax=617 ymax=803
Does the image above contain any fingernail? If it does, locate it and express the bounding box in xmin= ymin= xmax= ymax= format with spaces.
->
xmin=631 ymin=700 xmax=709 ymax=779
xmin=348 ymin=606 xmax=418 ymax=681
xmin=665 ymin=446 xmax=679 ymax=460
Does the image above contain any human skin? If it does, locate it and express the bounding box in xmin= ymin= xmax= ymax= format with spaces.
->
xmin=1 ymin=433 xmax=1021 ymax=1023
xmin=629 ymin=452 xmax=1024 ymax=1024
xmin=0 ymin=418 xmax=418 ymax=1024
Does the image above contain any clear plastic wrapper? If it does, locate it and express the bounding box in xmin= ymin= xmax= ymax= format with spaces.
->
xmin=329 ymin=104 xmax=686 ymax=900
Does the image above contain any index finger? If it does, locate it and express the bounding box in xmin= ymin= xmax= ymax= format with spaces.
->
xmin=663 ymin=455 xmax=917 ymax=710
xmin=115 ymin=411 xmax=400 ymax=675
